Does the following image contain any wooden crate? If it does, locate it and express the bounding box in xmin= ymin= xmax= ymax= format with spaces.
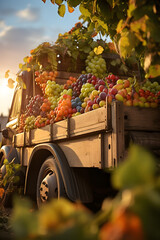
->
xmin=123 ymin=106 xmax=160 ymax=131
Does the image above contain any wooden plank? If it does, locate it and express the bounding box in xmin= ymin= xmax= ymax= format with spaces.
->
xmin=69 ymin=107 xmax=109 ymax=137
xmin=14 ymin=132 xmax=24 ymax=147
xmin=58 ymin=134 xmax=102 ymax=168
xmin=31 ymin=125 xmax=50 ymax=144
xmin=111 ymin=101 xmax=125 ymax=167
xmin=124 ymin=106 xmax=160 ymax=131
xmin=52 ymin=119 xmax=68 ymax=140
xmin=103 ymin=132 xmax=112 ymax=168
xmin=57 ymin=71 xmax=80 ymax=79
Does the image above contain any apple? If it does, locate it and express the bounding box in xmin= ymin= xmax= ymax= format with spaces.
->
xmin=144 ymin=102 xmax=150 ymax=108
xmin=126 ymin=87 xmax=132 ymax=93
xmin=123 ymin=80 xmax=130 ymax=88
xmin=115 ymin=93 xmax=124 ymax=102
xmin=138 ymin=101 xmax=144 ymax=107
xmin=110 ymin=88 xmax=118 ymax=96
xmin=99 ymin=100 xmax=106 ymax=107
xmin=92 ymin=103 xmax=99 ymax=109
xmin=133 ymin=99 xmax=139 ymax=107
xmin=107 ymin=95 xmax=112 ymax=104
xmin=124 ymin=99 xmax=133 ymax=106
xmin=139 ymin=97 xmax=146 ymax=103
xmin=113 ymin=83 xmax=123 ymax=91
xmin=117 ymin=79 xmax=123 ymax=84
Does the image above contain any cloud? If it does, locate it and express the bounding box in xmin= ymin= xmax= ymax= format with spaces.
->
xmin=0 ymin=20 xmax=13 ymax=37
xmin=16 ymin=6 xmax=40 ymax=21
xmin=0 ymin=25 xmax=53 ymax=78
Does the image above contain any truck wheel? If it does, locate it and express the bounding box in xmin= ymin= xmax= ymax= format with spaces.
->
xmin=36 ymin=157 xmax=66 ymax=207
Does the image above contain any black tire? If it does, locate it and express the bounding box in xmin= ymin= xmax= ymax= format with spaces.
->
xmin=36 ymin=157 xmax=66 ymax=207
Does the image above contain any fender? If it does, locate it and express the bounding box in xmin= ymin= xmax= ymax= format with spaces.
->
xmin=0 ymin=145 xmax=20 ymax=177
xmin=24 ymin=143 xmax=92 ymax=203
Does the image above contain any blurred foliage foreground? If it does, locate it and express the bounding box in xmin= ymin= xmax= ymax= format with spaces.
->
xmin=2 ymin=144 xmax=160 ymax=240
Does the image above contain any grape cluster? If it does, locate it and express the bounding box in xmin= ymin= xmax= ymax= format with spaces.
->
xmin=26 ymin=95 xmax=44 ymax=117
xmin=142 ymin=80 xmax=160 ymax=93
xmin=16 ymin=114 xmax=27 ymax=133
xmin=24 ymin=116 xmax=36 ymax=131
xmin=54 ymin=95 xmax=72 ymax=122
xmin=85 ymin=50 xmax=107 ymax=78
xmin=80 ymin=83 xmax=95 ymax=99
xmin=71 ymin=74 xmax=90 ymax=97
xmin=45 ymin=80 xmax=63 ymax=97
xmin=64 ymin=76 xmax=77 ymax=90
xmin=35 ymin=115 xmax=50 ymax=128
xmin=71 ymin=97 xmax=83 ymax=113
xmin=105 ymin=74 xmax=119 ymax=88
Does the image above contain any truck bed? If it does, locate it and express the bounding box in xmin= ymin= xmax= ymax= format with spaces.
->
xmin=14 ymin=101 xmax=160 ymax=168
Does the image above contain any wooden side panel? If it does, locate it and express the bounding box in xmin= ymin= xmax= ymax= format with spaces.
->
xmin=103 ymin=133 xmax=112 ymax=168
xmin=111 ymin=101 xmax=125 ymax=167
xmin=124 ymin=106 xmax=160 ymax=131
xmin=69 ymin=107 xmax=109 ymax=137
xmin=14 ymin=133 xmax=24 ymax=147
xmin=52 ymin=119 xmax=68 ymax=140
xmin=58 ymin=134 xmax=102 ymax=168
xmin=31 ymin=125 xmax=50 ymax=144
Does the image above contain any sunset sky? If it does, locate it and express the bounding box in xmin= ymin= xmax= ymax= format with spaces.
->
xmin=0 ymin=0 xmax=80 ymax=116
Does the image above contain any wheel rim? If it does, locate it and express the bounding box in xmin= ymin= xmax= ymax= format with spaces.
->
xmin=39 ymin=171 xmax=58 ymax=203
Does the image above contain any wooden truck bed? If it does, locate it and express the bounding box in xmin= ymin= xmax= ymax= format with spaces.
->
xmin=13 ymin=101 xmax=160 ymax=169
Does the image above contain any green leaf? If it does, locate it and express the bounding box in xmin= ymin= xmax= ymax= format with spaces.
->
xmin=23 ymin=57 xmax=28 ymax=63
xmin=119 ymin=31 xmax=139 ymax=58
xmin=55 ymin=0 xmax=63 ymax=5
xmin=112 ymin=144 xmax=156 ymax=190
xmin=148 ymin=64 xmax=160 ymax=78
xmin=68 ymin=0 xmax=81 ymax=8
xmin=16 ymin=76 xmax=26 ymax=89
xmin=19 ymin=63 xmax=23 ymax=69
xmin=58 ymin=4 xmax=66 ymax=17
xmin=79 ymin=4 xmax=91 ymax=17
xmin=116 ymin=19 xmax=124 ymax=33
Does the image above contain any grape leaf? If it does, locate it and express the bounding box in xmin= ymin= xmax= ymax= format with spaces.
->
xmin=119 ymin=30 xmax=138 ymax=58
xmin=148 ymin=64 xmax=160 ymax=78
xmin=58 ymin=4 xmax=66 ymax=17
xmin=79 ymin=4 xmax=91 ymax=17
xmin=112 ymin=145 xmax=156 ymax=190
xmin=68 ymin=0 xmax=81 ymax=8
xmin=5 ymin=70 xmax=10 ymax=78
xmin=55 ymin=0 xmax=63 ymax=5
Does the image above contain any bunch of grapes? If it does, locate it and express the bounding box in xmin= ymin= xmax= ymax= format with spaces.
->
xmin=64 ymin=76 xmax=77 ymax=90
xmin=45 ymin=80 xmax=63 ymax=97
xmin=142 ymin=80 xmax=160 ymax=93
xmin=59 ymin=88 xmax=72 ymax=99
xmin=48 ymin=96 xmax=58 ymax=110
xmin=16 ymin=114 xmax=27 ymax=133
xmin=25 ymin=95 xmax=44 ymax=117
xmin=71 ymin=74 xmax=92 ymax=97
xmin=71 ymin=97 xmax=83 ymax=113
xmin=24 ymin=116 xmax=36 ymax=131
xmin=54 ymin=95 xmax=72 ymax=122
xmin=35 ymin=115 xmax=50 ymax=128
xmin=80 ymin=83 xmax=95 ymax=99
xmin=35 ymin=71 xmax=58 ymax=95
xmin=40 ymin=98 xmax=51 ymax=113
xmin=85 ymin=50 xmax=107 ymax=78
xmin=47 ymin=110 xmax=55 ymax=123
xmin=105 ymin=74 xmax=119 ymax=88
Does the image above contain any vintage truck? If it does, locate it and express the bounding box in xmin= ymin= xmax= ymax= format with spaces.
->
xmin=0 ymin=70 xmax=160 ymax=209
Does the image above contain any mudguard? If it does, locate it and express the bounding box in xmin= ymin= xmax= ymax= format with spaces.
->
xmin=24 ymin=143 xmax=93 ymax=203
xmin=0 ymin=145 xmax=20 ymax=177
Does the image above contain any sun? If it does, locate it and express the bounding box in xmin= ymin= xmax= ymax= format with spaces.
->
xmin=0 ymin=78 xmax=15 ymax=116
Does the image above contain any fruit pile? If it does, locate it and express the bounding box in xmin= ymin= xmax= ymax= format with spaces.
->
xmin=17 ymin=69 xmax=160 ymax=133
